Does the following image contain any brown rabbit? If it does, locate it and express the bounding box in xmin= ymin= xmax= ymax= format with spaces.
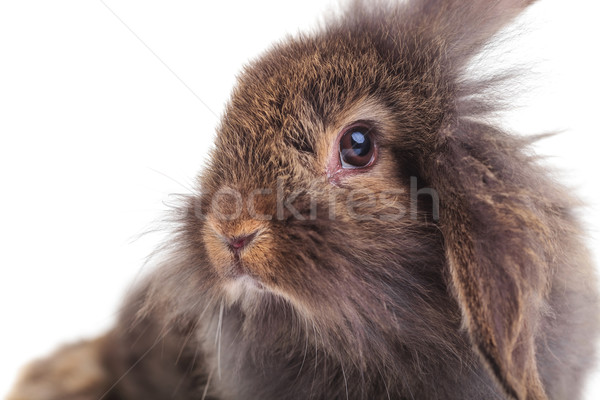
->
xmin=8 ymin=0 xmax=599 ymax=399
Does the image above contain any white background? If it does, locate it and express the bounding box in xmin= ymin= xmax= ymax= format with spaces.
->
xmin=0 ymin=0 xmax=598 ymax=397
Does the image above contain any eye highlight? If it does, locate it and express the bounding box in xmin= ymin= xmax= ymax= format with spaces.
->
xmin=339 ymin=125 xmax=376 ymax=168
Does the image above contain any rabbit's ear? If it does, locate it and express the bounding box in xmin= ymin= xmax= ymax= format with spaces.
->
xmin=410 ymin=0 xmax=537 ymax=65
xmin=423 ymin=120 xmax=550 ymax=400
xmin=407 ymin=2 xmax=548 ymax=398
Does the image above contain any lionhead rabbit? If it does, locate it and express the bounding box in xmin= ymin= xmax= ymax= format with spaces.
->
xmin=8 ymin=0 xmax=599 ymax=399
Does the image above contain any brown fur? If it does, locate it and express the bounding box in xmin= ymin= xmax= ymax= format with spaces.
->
xmin=9 ymin=0 xmax=599 ymax=399
xmin=7 ymin=338 xmax=110 ymax=400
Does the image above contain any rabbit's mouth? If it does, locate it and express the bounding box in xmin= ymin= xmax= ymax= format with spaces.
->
xmin=229 ymin=257 xmax=265 ymax=290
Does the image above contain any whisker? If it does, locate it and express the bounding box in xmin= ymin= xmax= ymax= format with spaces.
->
xmin=97 ymin=326 xmax=173 ymax=400
xmin=175 ymin=320 xmax=197 ymax=365
xmin=341 ymin=363 xmax=349 ymax=400
xmin=295 ymin=317 xmax=310 ymax=380
xmin=147 ymin=167 xmax=196 ymax=193
xmin=201 ymin=369 xmax=214 ymax=400
xmin=216 ymin=301 xmax=225 ymax=379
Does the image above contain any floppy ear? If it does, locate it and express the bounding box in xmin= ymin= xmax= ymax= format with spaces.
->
xmin=424 ymin=119 xmax=550 ymax=400
xmin=406 ymin=1 xmax=549 ymax=398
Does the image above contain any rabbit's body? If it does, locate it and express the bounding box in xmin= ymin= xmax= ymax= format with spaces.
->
xmin=9 ymin=0 xmax=599 ymax=399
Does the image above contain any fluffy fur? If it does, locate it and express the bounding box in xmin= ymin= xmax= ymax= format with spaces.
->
xmin=9 ymin=0 xmax=599 ymax=399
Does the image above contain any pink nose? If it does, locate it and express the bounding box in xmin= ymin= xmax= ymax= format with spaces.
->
xmin=227 ymin=232 xmax=257 ymax=252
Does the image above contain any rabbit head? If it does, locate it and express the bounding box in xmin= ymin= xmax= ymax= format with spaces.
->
xmin=140 ymin=1 xmax=597 ymax=399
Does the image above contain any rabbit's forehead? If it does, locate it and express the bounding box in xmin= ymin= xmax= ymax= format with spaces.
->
xmin=209 ymin=46 xmax=403 ymax=175
xmin=221 ymin=38 xmax=393 ymax=135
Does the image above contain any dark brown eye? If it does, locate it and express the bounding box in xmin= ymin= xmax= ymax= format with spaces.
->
xmin=339 ymin=126 xmax=375 ymax=168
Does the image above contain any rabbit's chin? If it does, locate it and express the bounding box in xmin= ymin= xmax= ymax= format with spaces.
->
xmin=223 ymin=274 xmax=267 ymax=304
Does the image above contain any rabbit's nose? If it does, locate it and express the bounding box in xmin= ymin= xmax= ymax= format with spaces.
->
xmin=227 ymin=231 xmax=258 ymax=253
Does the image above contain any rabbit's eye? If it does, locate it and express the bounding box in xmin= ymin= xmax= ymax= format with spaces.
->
xmin=339 ymin=126 xmax=375 ymax=168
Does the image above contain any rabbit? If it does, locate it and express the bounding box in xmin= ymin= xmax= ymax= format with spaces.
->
xmin=7 ymin=0 xmax=599 ymax=399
